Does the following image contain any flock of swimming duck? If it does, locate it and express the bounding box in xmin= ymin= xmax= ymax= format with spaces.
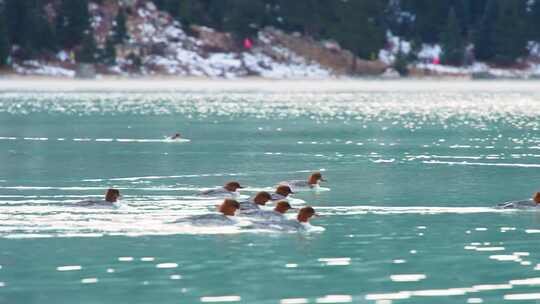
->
xmin=76 ymin=172 xmax=328 ymax=232
xmin=75 ymin=159 xmax=540 ymax=234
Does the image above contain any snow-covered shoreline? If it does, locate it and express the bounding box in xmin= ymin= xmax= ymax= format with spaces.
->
xmin=1 ymin=77 xmax=539 ymax=93
xmin=6 ymin=2 xmax=540 ymax=80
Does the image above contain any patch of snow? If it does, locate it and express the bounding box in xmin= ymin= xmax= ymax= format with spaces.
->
xmin=9 ymin=3 xmax=336 ymax=79
xmin=146 ymin=2 xmax=157 ymax=11
xmin=417 ymin=44 xmax=441 ymax=62
xmin=528 ymin=41 xmax=540 ymax=57
xmin=415 ymin=63 xmax=467 ymax=75
xmin=243 ymin=52 xmax=330 ymax=79
xmin=164 ymin=25 xmax=186 ymax=40
xmin=378 ymin=31 xmax=411 ymax=64
xmin=381 ymin=68 xmax=400 ymax=78
xmin=56 ymin=51 xmax=70 ymax=62
xmin=13 ymin=61 xmax=75 ymax=78
xmin=123 ymin=6 xmax=332 ymax=78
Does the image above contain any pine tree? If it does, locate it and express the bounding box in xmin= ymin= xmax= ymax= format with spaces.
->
xmin=18 ymin=0 xmax=56 ymax=58
xmin=103 ymin=37 xmax=116 ymax=65
xmin=76 ymin=31 xmax=97 ymax=63
xmin=400 ymin=0 xmax=452 ymax=43
xmin=154 ymin=0 xmax=175 ymax=17
xmin=177 ymin=0 xmax=211 ymax=27
xmin=112 ymin=8 xmax=128 ymax=44
xmin=221 ymin=0 xmax=266 ymax=39
xmin=393 ymin=45 xmax=409 ymax=76
xmin=4 ymin=0 xmax=24 ymax=46
xmin=56 ymin=0 xmax=90 ymax=49
xmin=440 ymin=8 xmax=465 ymax=66
xmin=474 ymin=0 xmax=497 ymax=61
xmin=0 ymin=7 xmax=10 ymax=66
xmin=331 ymin=0 xmax=386 ymax=63
xmin=491 ymin=0 xmax=528 ymax=65
xmin=529 ymin=0 xmax=540 ymax=42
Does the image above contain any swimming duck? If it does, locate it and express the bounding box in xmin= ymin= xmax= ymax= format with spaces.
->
xmin=280 ymin=172 xmax=326 ymax=190
xmin=173 ymin=199 xmax=241 ymax=225
xmin=170 ymin=133 xmax=182 ymax=140
xmin=239 ymin=191 xmax=272 ymax=211
xmin=76 ymin=188 xmax=121 ymax=207
xmin=250 ymin=205 xmax=320 ymax=232
xmin=199 ymin=181 xmax=245 ymax=197
xmin=496 ymin=192 xmax=540 ymax=209
xmin=271 ymin=185 xmax=294 ymax=201
xmin=241 ymin=201 xmax=294 ymax=221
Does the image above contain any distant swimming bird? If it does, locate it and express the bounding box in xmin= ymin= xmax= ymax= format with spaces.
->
xmin=173 ymin=199 xmax=241 ymax=225
xmin=249 ymin=205 xmax=321 ymax=232
xmin=164 ymin=132 xmax=191 ymax=143
xmin=271 ymin=185 xmax=294 ymax=201
xmin=496 ymin=192 xmax=540 ymax=209
xmin=199 ymin=181 xmax=245 ymax=197
xmin=280 ymin=172 xmax=326 ymax=191
xmin=238 ymin=191 xmax=271 ymax=211
xmin=296 ymin=206 xmax=319 ymax=223
xmin=242 ymin=201 xmax=294 ymax=221
xmin=170 ymin=133 xmax=182 ymax=140
xmin=275 ymin=201 xmax=294 ymax=214
xmin=75 ymin=188 xmax=121 ymax=207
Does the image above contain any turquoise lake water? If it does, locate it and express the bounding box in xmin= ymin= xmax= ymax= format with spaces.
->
xmin=2 ymin=81 xmax=540 ymax=303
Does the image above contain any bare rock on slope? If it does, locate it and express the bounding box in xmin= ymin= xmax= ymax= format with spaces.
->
xmin=258 ymin=28 xmax=387 ymax=76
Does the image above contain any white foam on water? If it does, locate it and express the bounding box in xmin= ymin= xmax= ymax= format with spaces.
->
xmin=164 ymin=138 xmax=191 ymax=143
xmin=318 ymin=258 xmax=351 ymax=266
xmin=316 ymin=295 xmax=352 ymax=303
xmin=475 ymin=247 xmax=504 ymax=252
xmin=365 ymin=292 xmax=411 ymax=300
xmin=118 ymin=257 xmax=134 ymax=262
xmin=280 ymin=298 xmax=308 ymax=304
xmin=489 ymin=255 xmax=519 ymax=261
xmin=81 ymin=278 xmax=98 ymax=284
xmin=504 ymin=293 xmax=540 ymax=300
xmin=424 ymin=160 xmax=540 ymax=168
xmin=371 ymin=158 xmax=395 ymax=163
xmin=156 ymin=263 xmax=178 ymax=269
xmin=115 ymin=138 xmax=189 ymax=143
xmin=366 ymin=281 xmax=515 ymax=301
xmin=390 ymin=274 xmax=426 ymax=282
xmin=411 ymin=288 xmax=469 ymax=296
xmin=285 ymin=263 xmax=298 ymax=268
xmin=56 ymin=265 xmax=82 ymax=271
xmin=472 ymin=284 xmax=512 ymax=291
xmin=509 ymin=277 xmax=540 ymax=285
xmin=200 ymin=296 xmax=241 ymax=302
xmin=140 ymin=257 xmax=155 ymax=262
xmin=82 ymin=172 xmax=246 ymax=182
xmin=317 ymin=205 xmax=504 ymax=215
xmin=0 ymin=186 xmax=105 ymax=190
